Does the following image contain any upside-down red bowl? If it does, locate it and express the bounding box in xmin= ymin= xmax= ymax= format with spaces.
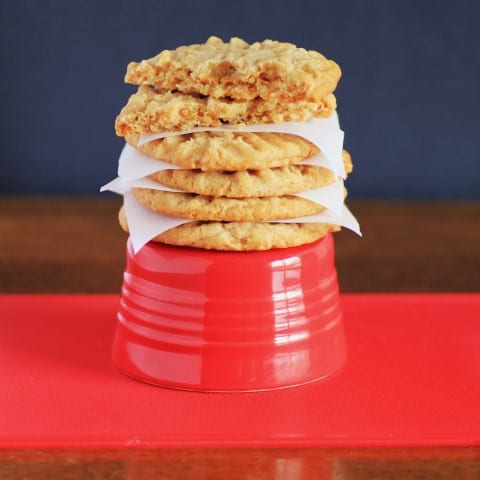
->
xmin=112 ymin=234 xmax=346 ymax=392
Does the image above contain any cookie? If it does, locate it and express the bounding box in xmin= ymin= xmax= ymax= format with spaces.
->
xmin=124 ymin=36 xmax=341 ymax=103
xmin=115 ymin=86 xmax=336 ymax=135
xmin=131 ymin=188 xmax=326 ymax=221
xmin=126 ymin=131 xmax=320 ymax=171
xmin=149 ymin=151 xmax=352 ymax=197
xmin=119 ymin=206 xmax=339 ymax=251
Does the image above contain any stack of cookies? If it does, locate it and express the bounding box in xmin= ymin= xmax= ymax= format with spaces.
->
xmin=104 ymin=36 xmax=360 ymax=251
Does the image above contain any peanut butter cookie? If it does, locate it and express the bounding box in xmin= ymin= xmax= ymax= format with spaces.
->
xmin=126 ymin=130 xmax=321 ymax=170
xmin=119 ymin=206 xmax=339 ymax=251
xmin=131 ymin=188 xmax=326 ymax=221
xmin=125 ymin=36 xmax=341 ymax=103
xmin=149 ymin=151 xmax=352 ymax=197
xmin=115 ymin=86 xmax=336 ymax=135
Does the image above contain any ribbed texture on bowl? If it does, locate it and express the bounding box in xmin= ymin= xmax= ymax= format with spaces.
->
xmin=112 ymin=235 xmax=346 ymax=391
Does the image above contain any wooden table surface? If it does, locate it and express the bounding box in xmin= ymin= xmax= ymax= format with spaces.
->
xmin=1 ymin=196 xmax=479 ymax=479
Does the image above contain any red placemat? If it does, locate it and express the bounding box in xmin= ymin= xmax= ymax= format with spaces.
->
xmin=0 ymin=294 xmax=479 ymax=448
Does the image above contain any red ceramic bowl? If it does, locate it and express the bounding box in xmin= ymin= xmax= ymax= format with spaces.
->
xmin=112 ymin=234 xmax=346 ymax=392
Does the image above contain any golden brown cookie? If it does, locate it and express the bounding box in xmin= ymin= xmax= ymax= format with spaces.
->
xmin=125 ymin=36 xmax=341 ymax=103
xmin=119 ymin=206 xmax=339 ymax=251
xmin=131 ymin=188 xmax=325 ymax=221
xmin=149 ymin=151 xmax=352 ymax=197
xmin=126 ymin=131 xmax=321 ymax=170
xmin=115 ymin=86 xmax=336 ymax=135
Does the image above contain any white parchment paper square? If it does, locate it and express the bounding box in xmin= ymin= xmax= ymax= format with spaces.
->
xmin=122 ymin=192 xmax=361 ymax=253
xmin=136 ymin=113 xmax=346 ymax=178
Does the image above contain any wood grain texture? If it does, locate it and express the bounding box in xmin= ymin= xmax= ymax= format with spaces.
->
xmin=0 ymin=196 xmax=479 ymax=479
xmin=0 ymin=447 xmax=479 ymax=479
xmin=0 ymin=197 xmax=125 ymax=293
xmin=0 ymin=197 xmax=479 ymax=293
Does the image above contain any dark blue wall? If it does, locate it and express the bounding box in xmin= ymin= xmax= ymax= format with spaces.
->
xmin=1 ymin=0 xmax=479 ymax=198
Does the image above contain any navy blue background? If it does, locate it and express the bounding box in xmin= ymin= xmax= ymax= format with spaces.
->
xmin=1 ymin=0 xmax=478 ymax=198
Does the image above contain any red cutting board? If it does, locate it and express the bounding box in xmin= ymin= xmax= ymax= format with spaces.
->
xmin=0 ymin=294 xmax=479 ymax=448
